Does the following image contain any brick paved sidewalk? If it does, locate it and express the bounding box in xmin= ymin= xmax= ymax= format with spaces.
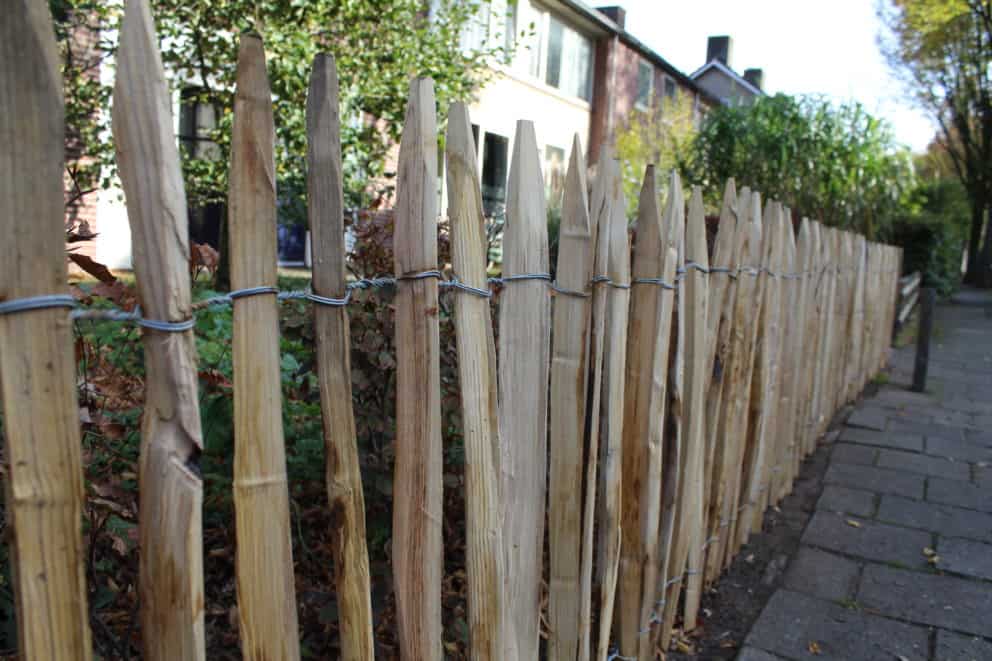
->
xmin=738 ymin=298 xmax=992 ymax=661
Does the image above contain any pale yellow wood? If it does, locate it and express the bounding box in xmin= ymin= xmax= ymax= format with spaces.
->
xmin=721 ymin=191 xmax=765 ymax=567
xmin=658 ymin=174 xmax=686 ymax=651
xmin=228 ymin=34 xmax=301 ymax=661
xmin=771 ymin=210 xmax=796 ymax=504
xmin=617 ymin=166 xmax=676 ymax=659
xmin=0 ymin=3 xmax=91 ymax=659
xmin=696 ymin=180 xmax=739 ymax=589
xmin=548 ymin=135 xmax=594 ymax=661
xmin=679 ymin=187 xmax=711 ymax=632
xmin=112 ymin=1 xmax=205 ymax=657
xmin=393 ymin=78 xmax=443 ymax=661
xmin=592 ymin=159 xmax=631 ymax=661
xmin=306 ymin=54 xmax=374 ymax=661
xmin=791 ymin=219 xmax=814 ymax=476
xmin=446 ymin=102 xmax=507 ymax=661
xmin=811 ymin=223 xmax=836 ymax=443
xmin=801 ymin=221 xmax=823 ymax=457
xmin=577 ymin=149 xmax=616 ymax=661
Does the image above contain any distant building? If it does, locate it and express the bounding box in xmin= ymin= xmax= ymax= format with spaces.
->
xmin=690 ymin=35 xmax=765 ymax=106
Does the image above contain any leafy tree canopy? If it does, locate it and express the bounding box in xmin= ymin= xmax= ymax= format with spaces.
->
xmin=52 ymin=0 xmax=510 ymax=220
xmin=689 ymin=93 xmax=917 ymax=239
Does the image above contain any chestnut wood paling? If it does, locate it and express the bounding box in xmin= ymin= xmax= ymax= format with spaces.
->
xmin=0 ymin=3 xmax=91 ymax=658
xmin=723 ymin=192 xmax=765 ymax=565
xmin=228 ymin=34 xmax=301 ymax=660
xmin=790 ymin=219 xmax=814 ymax=477
xmin=499 ymin=120 xmax=551 ymax=661
xmin=658 ymin=177 xmax=686 ymax=651
xmin=594 ymin=164 xmax=630 ymax=661
xmin=617 ymin=167 xmax=676 ymax=659
xmin=112 ymin=0 xmax=206 ymax=656
xmin=689 ymin=180 xmax=737 ymax=605
xmin=702 ymin=185 xmax=745 ymax=585
xmin=447 ymin=102 xmax=507 ymax=660
xmin=577 ymin=149 xmax=616 ymax=661
xmin=305 ymin=54 xmax=375 ymax=661
xmin=771 ymin=210 xmax=796 ymax=504
xmin=547 ymin=135 xmax=594 ymax=661
xmin=801 ymin=221 xmax=823 ymax=457
xmin=666 ymin=187 xmax=709 ymax=635
xmin=392 ymin=78 xmax=443 ymax=661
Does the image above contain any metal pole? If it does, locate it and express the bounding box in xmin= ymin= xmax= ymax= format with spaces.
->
xmin=911 ymin=287 xmax=936 ymax=392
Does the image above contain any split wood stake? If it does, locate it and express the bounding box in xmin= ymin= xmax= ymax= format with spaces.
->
xmin=228 ymin=34 xmax=301 ymax=661
xmin=306 ymin=54 xmax=375 ymax=660
xmin=1 ymin=3 xmax=91 ymax=658
xmin=771 ymin=210 xmax=796 ymax=504
xmin=499 ymin=120 xmax=550 ymax=661
xmin=617 ymin=166 xmax=676 ymax=659
xmin=392 ymin=78 xmax=443 ymax=660
xmin=671 ymin=187 xmax=709 ymax=633
xmin=637 ymin=172 xmax=682 ymax=661
xmin=447 ymin=102 xmax=507 ymax=661
xmin=701 ymin=183 xmax=743 ymax=585
xmin=594 ymin=160 xmax=630 ymax=661
xmin=547 ymin=135 xmax=594 ymax=661
xmin=112 ymin=1 xmax=205 ymax=656
xmin=577 ymin=148 xmax=616 ymax=661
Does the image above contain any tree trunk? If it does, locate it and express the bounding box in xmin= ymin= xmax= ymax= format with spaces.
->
xmin=979 ymin=201 xmax=992 ymax=287
xmin=964 ymin=199 xmax=986 ymax=285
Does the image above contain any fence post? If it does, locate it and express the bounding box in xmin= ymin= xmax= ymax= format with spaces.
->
xmin=112 ymin=1 xmax=206 ymax=656
xmin=0 ymin=4 xmax=91 ymax=658
xmin=227 ymin=33 xmax=301 ymax=660
xmin=392 ymin=78 xmax=443 ymax=660
xmin=446 ymin=102 xmax=506 ymax=660
xmin=306 ymin=54 xmax=375 ymax=660
xmin=912 ymin=288 xmax=936 ymax=393
xmin=548 ymin=136 xmax=593 ymax=661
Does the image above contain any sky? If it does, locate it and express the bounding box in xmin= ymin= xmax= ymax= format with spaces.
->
xmin=619 ymin=0 xmax=936 ymax=153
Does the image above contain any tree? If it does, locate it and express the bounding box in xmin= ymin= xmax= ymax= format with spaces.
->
xmin=879 ymin=0 xmax=992 ymax=286
xmin=690 ymin=94 xmax=917 ymax=239
xmin=52 ymin=0 xmax=510 ymax=219
xmin=614 ymin=93 xmax=697 ymax=218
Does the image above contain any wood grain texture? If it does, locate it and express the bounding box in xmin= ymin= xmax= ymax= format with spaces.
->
xmin=577 ymin=148 xmax=616 ymax=661
xmin=617 ymin=167 xmax=677 ymax=659
xmin=673 ymin=187 xmax=709 ymax=632
xmin=447 ymin=102 xmax=507 ymax=661
xmin=658 ymin=174 xmax=686 ymax=651
xmin=112 ymin=1 xmax=205 ymax=656
xmin=306 ymin=54 xmax=374 ymax=661
xmin=228 ymin=34 xmax=301 ymax=661
xmin=722 ymin=192 xmax=763 ymax=566
xmin=392 ymin=77 xmax=443 ymax=661
xmin=771 ymin=211 xmax=796 ymax=504
xmin=701 ymin=183 xmax=743 ymax=585
xmin=594 ymin=161 xmax=630 ymax=661
xmin=0 ymin=3 xmax=91 ymax=658
xmin=547 ymin=136 xmax=593 ymax=661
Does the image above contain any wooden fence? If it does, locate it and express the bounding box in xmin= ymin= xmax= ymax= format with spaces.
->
xmin=2 ymin=2 xmax=901 ymax=659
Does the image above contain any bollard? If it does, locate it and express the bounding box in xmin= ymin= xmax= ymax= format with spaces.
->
xmin=911 ymin=287 xmax=936 ymax=392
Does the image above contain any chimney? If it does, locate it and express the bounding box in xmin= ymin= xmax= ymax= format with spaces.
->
xmin=597 ymin=6 xmax=626 ymax=29
xmin=743 ymin=68 xmax=764 ymax=90
xmin=706 ymin=35 xmax=732 ymax=66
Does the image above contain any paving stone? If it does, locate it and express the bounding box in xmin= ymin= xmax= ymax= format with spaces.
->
xmin=745 ymin=589 xmax=929 ymax=661
xmin=817 ymin=485 xmax=876 ymax=518
xmin=943 ymin=397 xmax=992 ymax=415
xmin=830 ymin=442 xmax=877 ymax=466
xmin=845 ymin=407 xmax=888 ymax=431
xmin=876 ymin=495 xmax=992 ymax=542
xmin=882 ymin=407 xmax=934 ymax=425
xmin=925 ymin=436 xmax=992 ymax=463
xmin=935 ymin=630 xmax=992 ymax=661
xmin=930 ymin=408 xmax=980 ymax=429
xmin=836 ymin=426 xmax=924 ymax=452
xmin=802 ymin=512 xmax=930 ymax=568
xmin=928 ymin=477 xmax=992 ymax=513
xmin=965 ymin=429 xmax=992 ymax=447
xmin=783 ymin=547 xmax=861 ymax=601
xmin=858 ymin=564 xmax=992 ymax=637
xmin=824 ymin=462 xmax=924 ymax=500
xmin=937 ymin=536 xmax=992 ymax=580
xmin=972 ymin=413 xmax=992 ymax=428
xmin=876 ymin=448 xmax=971 ymax=481
xmin=736 ymin=646 xmax=788 ymax=661
xmin=976 ymin=464 xmax=990 ymax=488
xmin=887 ymin=418 xmax=967 ymax=441
xmin=872 ymin=387 xmax=937 ymax=409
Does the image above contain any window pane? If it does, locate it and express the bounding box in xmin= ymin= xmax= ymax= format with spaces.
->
xmin=545 ymin=145 xmax=566 ymax=198
xmin=636 ymin=61 xmax=653 ymax=108
xmin=664 ymin=77 xmax=677 ymax=100
xmin=482 ymin=132 xmax=509 ymax=218
xmin=545 ymin=17 xmax=563 ymax=89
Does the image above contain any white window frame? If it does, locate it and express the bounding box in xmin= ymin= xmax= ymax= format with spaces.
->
xmin=635 ymin=59 xmax=654 ymax=111
xmin=524 ymin=4 xmax=594 ymax=103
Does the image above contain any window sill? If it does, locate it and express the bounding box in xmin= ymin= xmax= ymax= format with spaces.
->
xmin=488 ymin=62 xmax=593 ymax=112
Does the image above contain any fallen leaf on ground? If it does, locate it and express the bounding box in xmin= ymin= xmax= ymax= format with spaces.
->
xmin=923 ymin=547 xmax=936 ymax=557
xmin=846 ymin=519 xmax=862 ymax=528
xmin=808 ymin=640 xmax=822 ymax=655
